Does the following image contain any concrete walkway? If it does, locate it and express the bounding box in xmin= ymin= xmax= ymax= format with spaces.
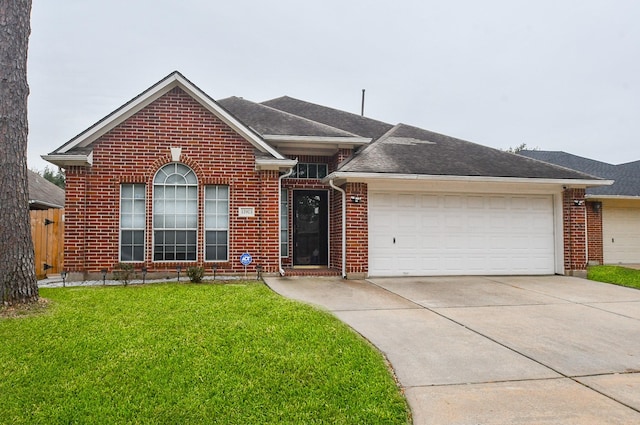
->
xmin=264 ymin=275 xmax=640 ymax=424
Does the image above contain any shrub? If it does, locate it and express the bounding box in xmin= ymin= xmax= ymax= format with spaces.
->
xmin=187 ymin=266 xmax=204 ymax=283
xmin=113 ymin=263 xmax=135 ymax=286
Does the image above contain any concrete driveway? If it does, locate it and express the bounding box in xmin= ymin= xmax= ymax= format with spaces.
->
xmin=264 ymin=275 xmax=640 ymax=424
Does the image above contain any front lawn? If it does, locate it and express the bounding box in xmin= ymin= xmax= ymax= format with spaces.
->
xmin=587 ymin=265 xmax=640 ymax=289
xmin=0 ymin=283 xmax=409 ymax=424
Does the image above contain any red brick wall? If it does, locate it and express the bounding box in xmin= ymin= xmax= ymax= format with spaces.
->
xmin=344 ymin=182 xmax=368 ymax=276
xmin=64 ymin=87 xmax=279 ymax=276
xmin=63 ymin=166 xmax=88 ymax=272
xmin=563 ymin=188 xmax=587 ymax=273
xmin=330 ymin=148 xmax=353 ymax=171
xmin=586 ymin=201 xmax=603 ymax=265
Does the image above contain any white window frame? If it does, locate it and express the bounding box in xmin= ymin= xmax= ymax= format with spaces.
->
xmin=119 ymin=183 xmax=146 ymax=262
xmin=204 ymin=185 xmax=229 ymax=262
xmin=152 ymin=163 xmax=198 ymax=262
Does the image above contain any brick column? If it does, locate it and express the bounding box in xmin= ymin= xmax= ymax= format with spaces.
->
xmin=344 ymin=182 xmax=368 ymax=279
xmin=563 ymin=188 xmax=587 ymax=276
xmin=586 ymin=201 xmax=603 ymax=265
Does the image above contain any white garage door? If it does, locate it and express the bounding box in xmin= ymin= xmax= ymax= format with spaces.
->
xmin=369 ymin=192 xmax=556 ymax=276
xmin=603 ymin=207 xmax=640 ymax=264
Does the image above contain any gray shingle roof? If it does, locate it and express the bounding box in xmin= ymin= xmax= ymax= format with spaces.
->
xmin=262 ymin=96 xmax=394 ymax=139
xmin=44 ymin=71 xmax=608 ymax=184
xmin=28 ymin=170 xmax=65 ymax=209
xmin=340 ymin=125 xmax=598 ymax=180
xmin=519 ymin=150 xmax=640 ymax=196
xmin=218 ymin=96 xmax=359 ymax=138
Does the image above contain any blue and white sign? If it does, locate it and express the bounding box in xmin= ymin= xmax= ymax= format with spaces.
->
xmin=240 ymin=252 xmax=253 ymax=266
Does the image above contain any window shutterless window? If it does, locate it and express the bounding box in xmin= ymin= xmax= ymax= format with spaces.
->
xmin=204 ymin=185 xmax=229 ymax=261
xmin=120 ymin=184 xmax=145 ymax=262
xmin=153 ymin=163 xmax=198 ymax=261
xmin=290 ymin=163 xmax=328 ymax=179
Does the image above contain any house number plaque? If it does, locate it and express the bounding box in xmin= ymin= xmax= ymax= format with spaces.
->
xmin=238 ymin=207 xmax=255 ymax=217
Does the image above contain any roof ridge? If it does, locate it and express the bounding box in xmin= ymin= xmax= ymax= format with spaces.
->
xmin=261 ymin=95 xmax=394 ymax=139
xmin=264 ymin=95 xmax=391 ymax=124
xmin=221 ymin=96 xmax=361 ymax=138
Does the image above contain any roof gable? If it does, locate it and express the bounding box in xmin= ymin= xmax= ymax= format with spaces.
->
xmin=44 ymin=72 xmax=285 ymax=166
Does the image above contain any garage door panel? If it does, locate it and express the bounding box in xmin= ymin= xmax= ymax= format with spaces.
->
xmin=465 ymin=235 xmax=485 ymax=249
xmin=467 ymin=196 xmax=485 ymax=209
xmin=369 ymin=192 xmax=556 ymax=276
xmin=444 ymin=195 xmax=463 ymax=208
xmin=511 ymin=197 xmax=530 ymax=209
xmin=489 ymin=196 xmax=507 ymax=209
xmin=420 ymin=194 xmax=440 ymax=208
xmin=398 ymin=193 xmax=417 ymax=207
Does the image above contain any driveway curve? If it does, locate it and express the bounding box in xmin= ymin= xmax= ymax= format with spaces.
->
xmin=264 ymin=275 xmax=640 ymax=424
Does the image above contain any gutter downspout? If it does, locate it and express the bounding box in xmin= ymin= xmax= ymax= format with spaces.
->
xmin=329 ymin=179 xmax=347 ymax=279
xmin=278 ymin=167 xmax=294 ymax=276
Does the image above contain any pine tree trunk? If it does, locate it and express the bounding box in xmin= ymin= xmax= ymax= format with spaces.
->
xmin=0 ymin=0 xmax=38 ymax=305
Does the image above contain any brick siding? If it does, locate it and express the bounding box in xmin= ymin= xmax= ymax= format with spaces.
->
xmin=64 ymin=87 xmax=279 ymax=277
xmin=344 ymin=182 xmax=368 ymax=276
xmin=586 ymin=201 xmax=603 ymax=265
xmin=62 ymin=85 xmax=590 ymax=279
xmin=563 ymin=188 xmax=587 ymax=273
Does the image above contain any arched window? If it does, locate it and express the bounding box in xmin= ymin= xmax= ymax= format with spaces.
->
xmin=153 ymin=163 xmax=198 ymax=261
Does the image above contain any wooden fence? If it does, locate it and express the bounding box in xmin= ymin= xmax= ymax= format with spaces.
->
xmin=30 ymin=208 xmax=64 ymax=279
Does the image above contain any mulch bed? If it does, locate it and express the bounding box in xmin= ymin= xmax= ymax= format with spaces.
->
xmin=0 ymin=298 xmax=50 ymax=319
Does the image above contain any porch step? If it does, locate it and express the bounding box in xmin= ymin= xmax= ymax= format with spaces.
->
xmin=281 ymin=268 xmax=342 ymax=277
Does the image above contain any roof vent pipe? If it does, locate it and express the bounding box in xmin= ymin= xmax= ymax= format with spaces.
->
xmin=361 ymin=89 xmax=365 ymax=117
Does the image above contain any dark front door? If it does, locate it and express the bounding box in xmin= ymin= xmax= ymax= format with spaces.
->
xmin=293 ymin=190 xmax=328 ymax=266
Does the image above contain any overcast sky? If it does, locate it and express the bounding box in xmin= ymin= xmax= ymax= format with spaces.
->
xmin=27 ymin=0 xmax=640 ymax=171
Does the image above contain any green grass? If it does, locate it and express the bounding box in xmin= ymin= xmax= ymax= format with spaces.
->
xmin=587 ymin=265 xmax=640 ymax=289
xmin=0 ymin=283 xmax=409 ymax=424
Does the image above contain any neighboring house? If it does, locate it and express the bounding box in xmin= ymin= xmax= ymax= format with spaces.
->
xmin=28 ymin=169 xmax=65 ymax=210
xmin=43 ymin=72 xmax=610 ymax=281
xmin=28 ymin=170 xmax=65 ymax=278
xmin=519 ymin=150 xmax=640 ymax=265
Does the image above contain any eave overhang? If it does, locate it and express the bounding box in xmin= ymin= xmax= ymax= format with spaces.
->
xmin=41 ymin=152 xmax=93 ymax=168
xmin=324 ymin=171 xmax=615 ymax=189
xmin=263 ymin=135 xmax=371 ymax=156
xmin=586 ymin=194 xmax=640 ymax=201
xmin=255 ymin=158 xmax=298 ymax=171
xmin=29 ymin=200 xmax=64 ymax=209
